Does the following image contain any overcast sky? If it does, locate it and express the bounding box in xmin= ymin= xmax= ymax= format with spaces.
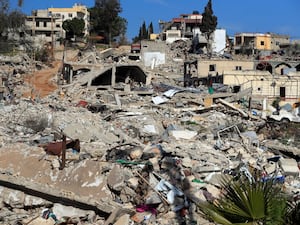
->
xmin=10 ymin=0 xmax=300 ymax=41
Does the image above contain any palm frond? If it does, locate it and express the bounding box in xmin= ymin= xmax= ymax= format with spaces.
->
xmin=198 ymin=176 xmax=286 ymax=225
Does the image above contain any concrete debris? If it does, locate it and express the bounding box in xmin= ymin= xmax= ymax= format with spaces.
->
xmin=170 ymin=130 xmax=198 ymax=140
xmin=0 ymin=41 xmax=299 ymax=225
xmin=107 ymin=165 xmax=126 ymax=192
xmin=279 ymin=158 xmax=299 ymax=176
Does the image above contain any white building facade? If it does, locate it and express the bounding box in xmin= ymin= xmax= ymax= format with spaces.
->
xmin=212 ymin=29 xmax=227 ymax=54
xmin=48 ymin=3 xmax=90 ymax=38
xmin=25 ymin=3 xmax=90 ymax=47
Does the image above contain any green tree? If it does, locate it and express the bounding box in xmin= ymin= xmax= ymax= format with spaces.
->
xmin=18 ymin=0 xmax=23 ymax=7
xmin=198 ymin=177 xmax=287 ymax=225
xmin=90 ymin=0 xmax=127 ymax=46
xmin=0 ymin=0 xmax=25 ymax=39
xmin=62 ymin=18 xmax=85 ymax=40
xmin=148 ymin=22 xmax=154 ymax=38
xmin=0 ymin=0 xmax=9 ymax=35
xmin=7 ymin=10 xmax=25 ymax=30
xmin=0 ymin=0 xmax=8 ymax=12
xmin=111 ymin=16 xmax=127 ymax=43
xmin=141 ymin=21 xmax=147 ymax=39
xmin=200 ymin=0 xmax=217 ymax=53
xmin=132 ymin=21 xmax=153 ymax=42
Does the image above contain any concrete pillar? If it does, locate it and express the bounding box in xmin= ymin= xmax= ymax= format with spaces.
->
xmin=111 ymin=65 xmax=116 ymax=87
xmin=262 ymin=98 xmax=267 ymax=119
xmin=69 ymin=68 xmax=73 ymax=84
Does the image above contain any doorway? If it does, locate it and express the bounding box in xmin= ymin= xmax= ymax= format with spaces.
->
xmin=279 ymin=87 xmax=286 ymax=99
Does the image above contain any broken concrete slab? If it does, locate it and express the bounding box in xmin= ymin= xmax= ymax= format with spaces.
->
xmin=113 ymin=213 xmax=130 ymax=225
xmin=107 ymin=165 xmax=126 ymax=192
xmin=23 ymin=217 xmax=56 ymax=225
xmin=217 ymin=98 xmax=249 ymax=118
xmin=279 ymin=158 xmax=299 ymax=176
xmin=0 ymin=172 xmax=119 ymax=214
xmin=169 ymin=130 xmax=197 ymax=140
xmin=104 ymin=207 xmax=135 ymax=225
xmin=52 ymin=203 xmax=96 ymax=221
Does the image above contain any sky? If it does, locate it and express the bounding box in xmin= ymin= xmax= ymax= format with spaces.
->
xmin=9 ymin=0 xmax=300 ymax=41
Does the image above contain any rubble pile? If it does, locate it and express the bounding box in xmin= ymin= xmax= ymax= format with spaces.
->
xmin=0 ymin=46 xmax=299 ymax=225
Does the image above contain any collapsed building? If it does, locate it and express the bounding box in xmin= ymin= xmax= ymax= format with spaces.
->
xmin=0 ymin=34 xmax=299 ymax=225
xmin=1 ymin=2 xmax=300 ymax=223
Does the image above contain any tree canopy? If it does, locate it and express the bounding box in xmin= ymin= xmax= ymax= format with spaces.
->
xmin=89 ymin=0 xmax=127 ymax=45
xmin=7 ymin=10 xmax=25 ymax=30
xmin=62 ymin=18 xmax=85 ymax=40
xmin=0 ymin=0 xmax=25 ymax=37
xmin=0 ymin=0 xmax=8 ymax=13
xmin=148 ymin=22 xmax=154 ymax=37
xmin=132 ymin=21 xmax=154 ymax=43
xmin=0 ymin=0 xmax=9 ymax=35
xmin=200 ymin=0 xmax=217 ymax=40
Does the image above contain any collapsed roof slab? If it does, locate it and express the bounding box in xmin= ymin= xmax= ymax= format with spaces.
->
xmin=68 ymin=64 xmax=147 ymax=87
xmin=90 ymin=65 xmax=147 ymax=86
xmin=0 ymin=173 xmax=118 ymax=216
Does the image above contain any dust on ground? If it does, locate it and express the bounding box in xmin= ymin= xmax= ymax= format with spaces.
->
xmin=23 ymin=60 xmax=61 ymax=98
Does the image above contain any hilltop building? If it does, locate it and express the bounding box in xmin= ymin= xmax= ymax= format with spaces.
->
xmin=25 ymin=9 xmax=61 ymax=46
xmin=234 ymin=32 xmax=290 ymax=55
xmin=25 ymin=3 xmax=90 ymax=47
xmin=48 ymin=3 xmax=90 ymax=38
xmin=159 ymin=12 xmax=227 ymax=54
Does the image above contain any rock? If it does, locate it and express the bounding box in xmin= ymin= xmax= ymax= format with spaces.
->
xmin=192 ymin=165 xmax=221 ymax=173
xmin=279 ymin=158 xmax=299 ymax=176
xmin=181 ymin=157 xmax=192 ymax=168
xmin=23 ymin=217 xmax=56 ymax=225
xmin=185 ymin=188 xmax=206 ymax=203
xmin=149 ymin=157 xmax=160 ymax=171
xmin=205 ymin=184 xmax=221 ymax=199
xmin=264 ymin=162 xmax=276 ymax=175
xmin=142 ymin=144 xmax=164 ymax=159
xmin=170 ymin=130 xmax=197 ymax=140
xmin=51 ymin=158 xmax=60 ymax=169
xmin=131 ymin=212 xmax=151 ymax=223
xmin=107 ymin=165 xmax=125 ymax=192
xmin=120 ymin=186 xmax=135 ymax=203
xmin=114 ymin=213 xmax=130 ymax=225
xmin=129 ymin=147 xmax=143 ymax=160
xmin=24 ymin=195 xmax=51 ymax=207
xmin=145 ymin=191 xmax=162 ymax=204
xmin=105 ymin=207 xmax=135 ymax=225
xmin=159 ymin=211 xmax=177 ymax=221
xmin=3 ymin=189 xmax=25 ymax=209
xmin=52 ymin=203 xmax=95 ymax=219
xmin=160 ymin=157 xmax=175 ymax=169
xmin=127 ymin=177 xmax=139 ymax=189
xmin=204 ymin=173 xmax=229 ymax=187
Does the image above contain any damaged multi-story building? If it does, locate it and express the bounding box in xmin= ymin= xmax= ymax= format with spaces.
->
xmin=25 ymin=3 xmax=90 ymax=48
xmin=191 ymin=58 xmax=300 ymax=103
xmin=234 ymin=32 xmax=290 ymax=55
xmin=159 ymin=12 xmax=227 ymax=54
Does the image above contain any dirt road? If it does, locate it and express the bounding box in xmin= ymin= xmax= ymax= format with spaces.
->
xmin=24 ymin=61 xmax=61 ymax=98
